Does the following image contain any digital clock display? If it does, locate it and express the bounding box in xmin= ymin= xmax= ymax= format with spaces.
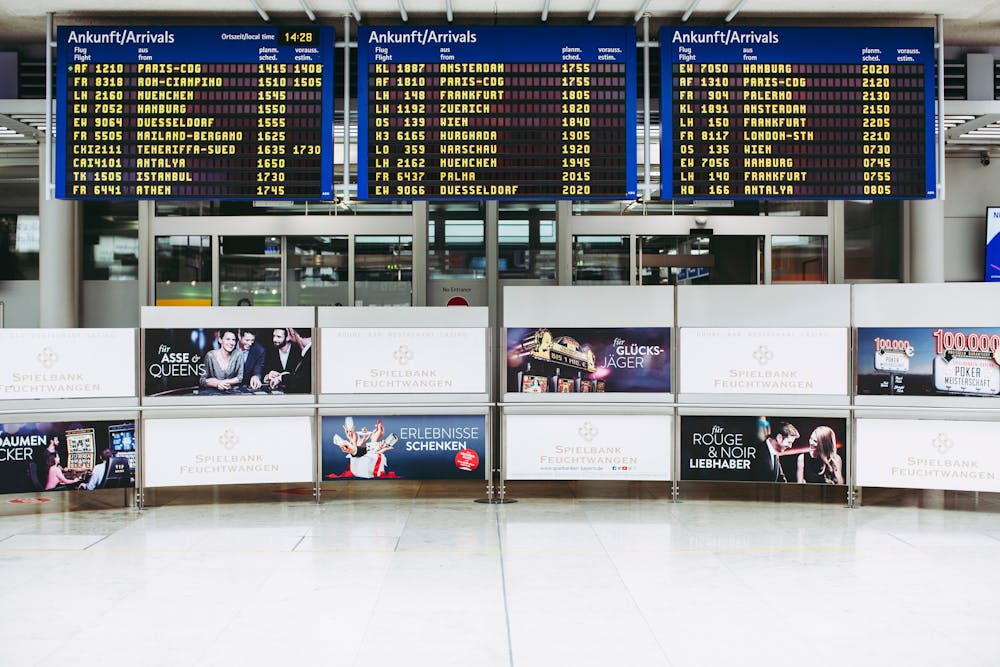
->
xmin=56 ymin=26 xmax=335 ymax=200
xmin=278 ymin=29 xmax=319 ymax=46
xmin=358 ymin=26 xmax=637 ymax=200
xmin=661 ymin=27 xmax=936 ymax=200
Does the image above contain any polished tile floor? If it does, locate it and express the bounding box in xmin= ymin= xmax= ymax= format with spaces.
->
xmin=1 ymin=481 xmax=998 ymax=666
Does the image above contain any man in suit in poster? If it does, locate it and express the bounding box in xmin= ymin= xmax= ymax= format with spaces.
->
xmin=237 ymin=329 xmax=267 ymax=392
xmin=754 ymin=418 xmax=799 ymax=483
xmin=262 ymin=327 xmax=301 ymax=391
xmin=283 ymin=327 xmax=313 ymax=394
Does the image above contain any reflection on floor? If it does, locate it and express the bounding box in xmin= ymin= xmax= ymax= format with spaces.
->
xmin=1 ymin=481 xmax=998 ymax=666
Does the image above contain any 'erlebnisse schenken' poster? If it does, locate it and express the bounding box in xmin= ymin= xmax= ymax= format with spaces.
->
xmin=680 ymin=415 xmax=848 ymax=485
xmin=505 ymin=327 xmax=670 ymax=393
xmin=321 ymin=415 xmax=486 ymax=480
xmin=144 ymin=327 xmax=313 ymax=396
xmin=857 ymin=327 xmax=1000 ymax=397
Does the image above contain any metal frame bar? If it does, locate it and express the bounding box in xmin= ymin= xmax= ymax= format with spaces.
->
xmin=398 ymin=0 xmax=409 ymax=22
xmin=681 ymin=0 xmax=703 ymax=22
xmin=298 ymin=0 xmax=316 ymax=22
xmin=847 ymin=312 xmax=857 ymax=507
xmin=347 ymin=0 xmax=362 ymax=23
xmin=45 ymin=12 xmax=53 ymax=201
xmin=313 ymin=409 xmax=322 ymax=502
xmin=945 ymin=114 xmax=1000 ymax=140
xmin=136 ymin=331 xmax=146 ymax=508
xmin=587 ymin=0 xmax=601 ymax=22
xmin=280 ymin=234 xmax=289 ymax=305
xmin=724 ymin=0 xmax=748 ymax=22
xmin=347 ymin=234 xmax=356 ymax=306
xmin=446 ymin=0 xmax=453 ymax=23
xmin=556 ymin=200 xmax=572 ymax=285
xmin=138 ymin=201 xmax=152 ymax=308
xmin=211 ymin=234 xmax=220 ymax=306
xmin=412 ymin=201 xmax=428 ymax=306
xmin=343 ymin=15 xmax=352 ymax=202
xmin=0 ymin=114 xmax=41 ymax=139
xmin=671 ymin=289 xmax=680 ymax=501
xmin=486 ymin=201 xmax=499 ymax=323
xmin=634 ymin=0 xmax=653 ymax=23
xmin=541 ymin=0 xmax=550 ymax=22
xmin=937 ymin=14 xmax=946 ymax=200
xmin=642 ymin=15 xmax=651 ymax=202
xmin=628 ymin=233 xmax=638 ymax=285
xmin=249 ymin=0 xmax=270 ymax=22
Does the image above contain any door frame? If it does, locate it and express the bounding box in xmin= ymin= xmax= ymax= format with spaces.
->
xmin=562 ymin=210 xmax=836 ymax=285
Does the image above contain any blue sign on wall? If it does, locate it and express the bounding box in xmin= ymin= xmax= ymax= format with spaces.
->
xmin=358 ymin=25 xmax=637 ymax=201
xmin=986 ymin=207 xmax=1000 ymax=281
xmin=57 ymin=26 xmax=335 ymax=200
xmin=661 ymin=26 xmax=937 ymax=201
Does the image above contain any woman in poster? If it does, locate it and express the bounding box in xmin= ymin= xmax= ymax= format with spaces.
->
xmin=796 ymin=425 xmax=844 ymax=485
xmin=199 ymin=329 xmax=244 ymax=391
xmin=44 ymin=453 xmax=81 ymax=491
xmin=33 ymin=436 xmax=59 ymax=488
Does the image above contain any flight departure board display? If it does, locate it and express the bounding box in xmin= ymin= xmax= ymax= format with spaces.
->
xmin=358 ymin=26 xmax=637 ymax=200
xmin=661 ymin=27 xmax=936 ymax=200
xmin=56 ymin=26 xmax=335 ymax=200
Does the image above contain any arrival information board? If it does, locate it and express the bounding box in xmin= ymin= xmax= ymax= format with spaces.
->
xmin=56 ymin=26 xmax=335 ymax=200
xmin=358 ymin=26 xmax=636 ymax=200
xmin=662 ymin=27 xmax=936 ymax=200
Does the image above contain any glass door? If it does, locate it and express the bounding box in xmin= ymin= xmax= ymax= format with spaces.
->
xmin=354 ymin=235 xmax=413 ymax=307
xmin=219 ymin=236 xmax=282 ymax=306
xmin=638 ymin=235 xmax=763 ymax=285
xmin=154 ymin=235 xmax=212 ymax=306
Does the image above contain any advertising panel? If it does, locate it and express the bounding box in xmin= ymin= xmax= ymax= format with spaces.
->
xmin=321 ymin=415 xmax=486 ymax=480
xmin=857 ymin=327 xmax=1000 ymax=397
xmin=0 ymin=419 xmax=136 ymax=494
xmin=679 ymin=415 xmax=848 ymax=485
xmin=0 ymin=329 xmax=136 ymax=400
xmin=679 ymin=328 xmax=848 ymax=395
xmin=857 ymin=419 xmax=1000 ymax=492
xmin=987 ymin=207 xmax=1000 ymax=282
xmin=322 ymin=327 xmax=486 ymax=394
xmin=504 ymin=414 xmax=671 ymax=480
xmin=143 ymin=416 xmax=312 ymax=487
xmin=144 ymin=327 xmax=313 ymax=396
xmin=505 ymin=327 xmax=670 ymax=394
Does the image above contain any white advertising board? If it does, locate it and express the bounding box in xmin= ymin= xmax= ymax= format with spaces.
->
xmin=505 ymin=413 xmax=671 ymax=481
xmin=0 ymin=329 xmax=136 ymax=400
xmin=321 ymin=327 xmax=487 ymax=394
xmin=679 ymin=327 xmax=848 ymax=395
xmin=143 ymin=416 xmax=313 ymax=487
xmin=857 ymin=418 xmax=1000 ymax=492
